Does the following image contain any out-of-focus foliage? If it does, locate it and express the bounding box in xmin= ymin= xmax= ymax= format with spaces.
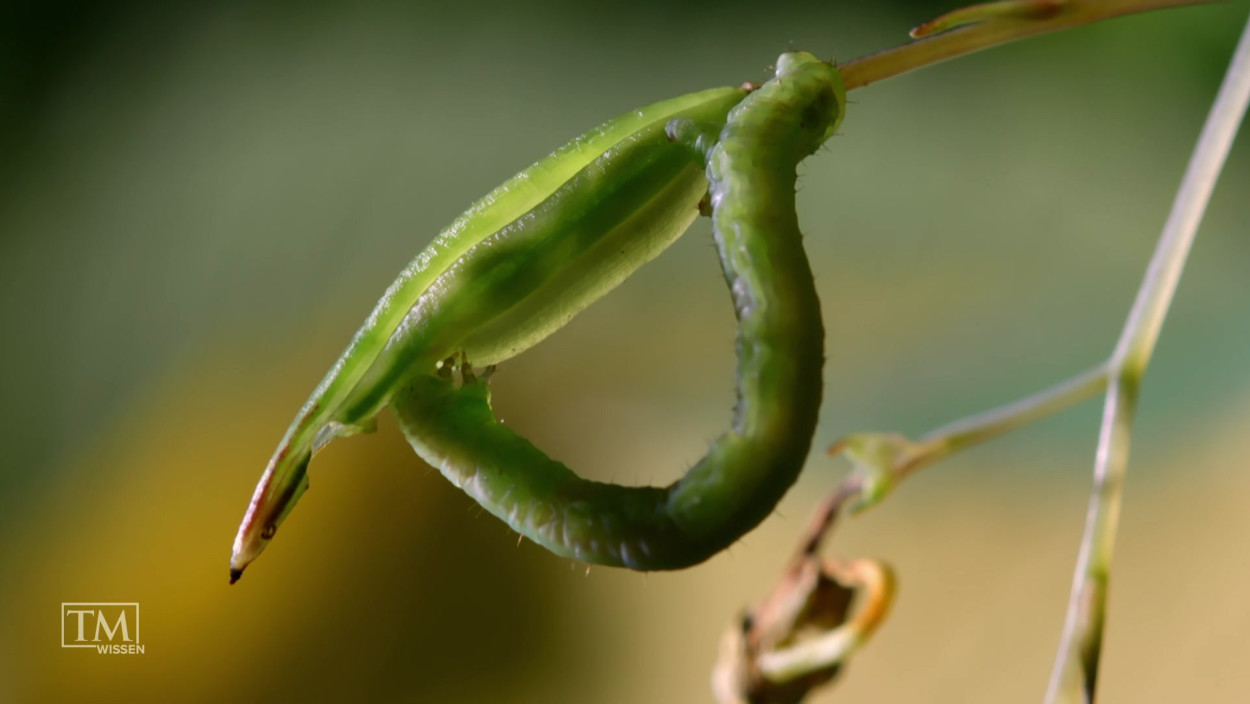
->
xmin=1 ymin=2 xmax=1247 ymax=702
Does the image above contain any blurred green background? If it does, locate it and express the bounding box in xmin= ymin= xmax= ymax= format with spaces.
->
xmin=2 ymin=1 xmax=1248 ymax=702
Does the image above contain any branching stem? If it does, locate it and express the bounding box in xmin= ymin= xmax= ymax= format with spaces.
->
xmin=723 ymin=2 xmax=1247 ymax=702
xmin=828 ymin=6 xmax=1248 ymax=700
xmin=905 ymin=364 xmax=1109 ymax=478
xmin=1044 ymin=11 xmax=1250 ymax=703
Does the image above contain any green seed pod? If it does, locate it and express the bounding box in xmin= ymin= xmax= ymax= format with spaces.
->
xmin=389 ymin=51 xmax=846 ymax=570
xmin=230 ymin=85 xmax=750 ymax=581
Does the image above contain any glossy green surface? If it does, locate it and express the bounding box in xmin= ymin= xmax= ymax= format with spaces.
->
xmin=230 ymin=86 xmax=748 ymax=579
xmin=392 ymin=52 xmax=845 ymax=568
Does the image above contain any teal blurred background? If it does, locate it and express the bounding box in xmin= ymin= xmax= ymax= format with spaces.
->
xmin=2 ymin=1 xmax=1248 ymax=702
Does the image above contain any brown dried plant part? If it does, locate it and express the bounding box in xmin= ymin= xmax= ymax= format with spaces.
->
xmin=713 ymin=490 xmax=896 ymax=704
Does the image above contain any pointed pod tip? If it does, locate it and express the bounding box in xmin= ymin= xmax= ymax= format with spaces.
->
xmin=229 ymin=568 xmax=244 ymax=585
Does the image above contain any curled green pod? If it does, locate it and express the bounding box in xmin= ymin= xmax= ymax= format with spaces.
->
xmin=230 ymin=85 xmax=750 ymax=582
xmin=391 ymin=51 xmax=846 ymax=569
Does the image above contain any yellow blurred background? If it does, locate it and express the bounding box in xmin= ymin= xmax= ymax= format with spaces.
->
xmin=2 ymin=1 xmax=1248 ymax=702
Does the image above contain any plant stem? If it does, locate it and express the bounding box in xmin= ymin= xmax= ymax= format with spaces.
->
xmin=840 ymin=0 xmax=1223 ymax=92
xmin=825 ymin=365 xmax=1108 ymax=518
xmin=1044 ymin=11 xmax=1250 ymax=703
xmin=739 ymin=3 xmax=1245 ymax=701
xmin=905 ymin=364 xmax=1109 ymax=476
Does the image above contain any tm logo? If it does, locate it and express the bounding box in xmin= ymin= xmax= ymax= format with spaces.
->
xmin=61 ymin=603 xmax=145 ymax=654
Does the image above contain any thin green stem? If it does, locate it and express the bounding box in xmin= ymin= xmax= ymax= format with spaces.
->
xmin=829 ymin=366 xmax=1108 ymax=514
xmin=840 ymin=0 xmax=1223 ymax=92
xmin=907 ymin=364 xmax=1109 ymax=475
xmin=1044 ymin=11 xmax=1250 ymax=703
